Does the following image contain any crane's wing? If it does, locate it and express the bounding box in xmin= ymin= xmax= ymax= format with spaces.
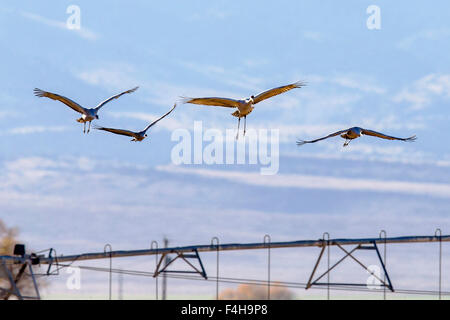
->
xmin=253 ymin=81 xmax=305 ymax=105
xmin=94 ymin=125 xmax=137 ymax=138
xmin=361 ymin=129 xmax=417 ymax=141
xmin=143 ymin=103 xmax=177 ymax=132
xmin=181 ymin=96 xmax=240 ymax=108
xmin=94 ymin=86 xmax=139 ymax=110
xmin=34 ymin=88 xmax=86 ymax=115
xmin=296 ymin=129 xmax=349 ymax=146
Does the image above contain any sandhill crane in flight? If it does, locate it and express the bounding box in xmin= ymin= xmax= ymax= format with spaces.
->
xmin=182 ymin=81 xmax=305 ymax=139
xmin=94 ymin=104 xmax=177 ymax=142
xmin=34 ymin=87 xmax=139 ymax=133
xmin=297 ymin=127 xmax=417 ymax=147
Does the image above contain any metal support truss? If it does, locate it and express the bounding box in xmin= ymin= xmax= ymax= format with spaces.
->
xmin=0 ymin=259 xmax=40 ymax=300
xmin=153 ymin=249 xmax=207 ymax=279
xmin=306 ymin=241 xmax=394 ymax=292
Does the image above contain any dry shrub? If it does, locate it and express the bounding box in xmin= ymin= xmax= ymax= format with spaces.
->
xmin=0 ymin=219 xmax=46 ymax=299
xmin=219 ymin=283 xmax=294 ymax=300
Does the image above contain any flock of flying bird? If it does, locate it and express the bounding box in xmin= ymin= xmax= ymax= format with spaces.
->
xmin=33 ymin=82 xmax=417 ymax=146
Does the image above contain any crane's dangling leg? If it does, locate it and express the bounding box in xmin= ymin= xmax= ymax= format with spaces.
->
xmin=87 ymin=121 xmax=91 ymax=134
xmin=236 ymin=117 xmax=241 ymax=140
xmin=243 ymin=116 xmax=247 ymax=137
xmin=83 ymin=122 xmax=86 ymax=134
xmin=343 ymin=139 xmax=351 ymax=147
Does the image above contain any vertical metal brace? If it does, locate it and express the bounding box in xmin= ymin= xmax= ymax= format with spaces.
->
xmin=379 ymin=230 xmax=387 ymax=300
xmin=264 ymin=234 xmax=271 ymax=300
xmin=28 ymin=262 xmax=41 ymax=300
xmin=46 ymin=248 xmax=60 ymax=276
xmin=104 ymin=244 xmax=112 ymax=300
xmin=211 ymin=237 xmax=220 ymax=300
xmin=194 ymin=249 xmax=207 ymax=279
xmin=305 ymin=242 xmax=327 ymax=290
xmin=151 ymin=241 xmax=159 ymax=300
xmin=323 ymin=232 xmax=330 ymax=300
xmin=372 ymin=241 xmax=394 ymax=292
xmin=435 ymin=228 xmax=442 ymax=300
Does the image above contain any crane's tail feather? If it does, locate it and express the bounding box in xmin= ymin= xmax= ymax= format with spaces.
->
xmin=231 ymin=110 xmax=240 ymax=117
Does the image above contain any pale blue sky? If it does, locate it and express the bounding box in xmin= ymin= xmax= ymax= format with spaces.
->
xmin=1 ymin=1 xmax=449 ymax=298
